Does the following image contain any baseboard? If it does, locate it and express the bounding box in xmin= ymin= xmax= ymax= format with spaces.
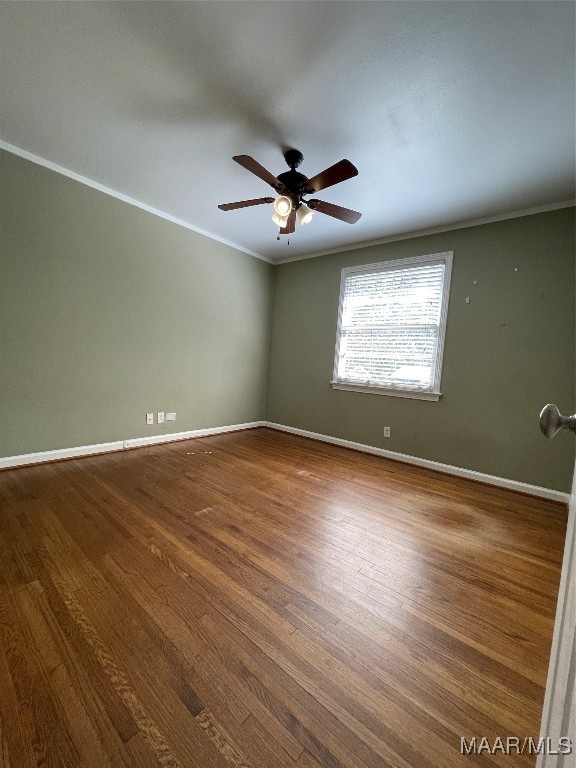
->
xmin=2 ymin=420 xmax=569 ymax=503
xmin=0 ymin=421 xmax=267 ymax=470
xmin=264 ymin=422 xmax=570 ymax=504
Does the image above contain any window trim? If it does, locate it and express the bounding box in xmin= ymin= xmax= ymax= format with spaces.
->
xmin=331 ymin=251 xmax=453 ymax=401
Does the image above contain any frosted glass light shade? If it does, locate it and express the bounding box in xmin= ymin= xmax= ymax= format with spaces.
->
xmin=297 ymin=204 xmax=315 ymax=225
xmin=273 ymin=195 xmax=292 ymax=216
xmin=271 ymin=212 xmax=289 ymax=227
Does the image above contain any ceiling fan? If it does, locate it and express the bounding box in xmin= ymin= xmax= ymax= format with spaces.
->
xmin=218 ymin=149 xmax=362 ymax=236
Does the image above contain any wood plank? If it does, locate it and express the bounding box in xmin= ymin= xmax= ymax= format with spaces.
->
xmin=0 ymin=427 xmax=567 ymax=768
xmin=0 ymin=572 xmax=80 ymax=767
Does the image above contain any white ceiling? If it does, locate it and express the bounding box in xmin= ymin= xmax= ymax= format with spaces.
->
xmin=0 ymin=2 xmax=574 ymax=262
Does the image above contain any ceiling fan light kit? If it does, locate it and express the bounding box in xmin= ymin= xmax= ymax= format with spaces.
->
xmin=218 ymin=149 xmax=362 ymax=240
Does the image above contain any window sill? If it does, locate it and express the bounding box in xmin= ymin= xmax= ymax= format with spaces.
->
xmin=331 ymin=381 xmax=441 ymax=401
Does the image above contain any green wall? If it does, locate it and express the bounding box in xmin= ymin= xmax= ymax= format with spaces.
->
xmin=0 ymin=150 xmax=273 ymax=456
xmin=266 ymin=208 xmax=576 ymax=492
xmin=2 ymin=149 xmax=574 ymax=492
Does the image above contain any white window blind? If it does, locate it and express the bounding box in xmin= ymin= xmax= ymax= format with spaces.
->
xmin=333 ymin=253 xmax=452 ymax=399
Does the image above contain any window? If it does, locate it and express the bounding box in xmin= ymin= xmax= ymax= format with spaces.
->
xmin=332 ymin=252 xmax=452 ymax=401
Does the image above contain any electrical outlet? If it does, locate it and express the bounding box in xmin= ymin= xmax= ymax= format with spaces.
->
xmin=123 ymin=440 xmax=133 ymax=448
xmin=166 ymin=412 xmax=176 ymax=421
xmin=157 ymin=411 xmax=165 ymax=424
xmin=383 ymin=426 xmax=391 ymax=438
xmin=146 ymin=413 xmax=154 ymax=425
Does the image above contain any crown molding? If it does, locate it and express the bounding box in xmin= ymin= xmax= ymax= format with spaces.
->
xmin=273 ymin=199 xmax=576 ymax=265
xmin=0 ymin=139 xmax=273 ymax=264
xmin=2 ymin=138 xmax=573 ymax=268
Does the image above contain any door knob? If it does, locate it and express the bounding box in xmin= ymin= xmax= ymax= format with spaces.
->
xmin=539 ymin=404 xmax=576 ymax=438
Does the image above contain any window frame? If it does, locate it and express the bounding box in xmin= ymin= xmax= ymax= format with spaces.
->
xmin=331 ymin=251 xmax=453 ymax=401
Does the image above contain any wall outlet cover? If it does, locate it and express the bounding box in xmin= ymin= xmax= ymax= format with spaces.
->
xmin=146 ymin=413 xmax=154 ymax=425
xmin=166 ymin=412 xmax=176 ymax=421
xmin=157 ymin=412 xmax=165 ymax=424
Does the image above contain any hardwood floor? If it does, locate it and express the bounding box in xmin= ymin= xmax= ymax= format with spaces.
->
xmin=0 ymin=427 xmax=567 ymax=768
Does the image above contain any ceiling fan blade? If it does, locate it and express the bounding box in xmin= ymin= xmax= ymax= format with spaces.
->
xmin=279 ymin=209 xmax=296 ymax=235
xmin=308 ymin=199 xmax=362 ymax=224
xmin=305 ymin=159 xmax=358 ymax=193
xmin=233 ymin=155 xmax=282 ymax=190
xmin=218 ymin=197 xmax=274 ymax=211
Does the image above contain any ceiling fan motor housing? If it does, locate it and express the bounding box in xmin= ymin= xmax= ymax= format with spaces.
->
xmin=277 ymin=149 xmax=308 ymax=208
xmin=276 ymin=169 xmax=309 ymax=208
